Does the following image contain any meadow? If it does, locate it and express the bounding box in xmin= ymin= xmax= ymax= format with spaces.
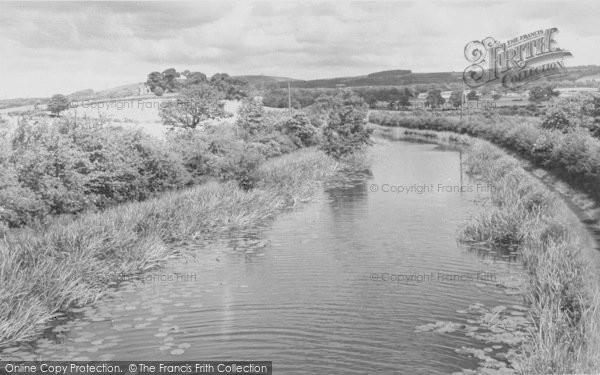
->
xmin=63 ymin=98 xmax=242 ymax=139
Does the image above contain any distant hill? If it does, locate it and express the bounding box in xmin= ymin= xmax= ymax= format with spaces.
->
xmin=367 ymin=70 xmax=411 ymax=79
xmin=0 ymin=97 xmax=47 ymax=110
xmin=279 ymin=69 xmax=462 ymax=88
xmin=234 ymin=75 xmax=300 ymax=84
xmin=68 ymin=89 xmax=95 ymax=100
xmin=93 ymin=83 xmax=140 ymax=99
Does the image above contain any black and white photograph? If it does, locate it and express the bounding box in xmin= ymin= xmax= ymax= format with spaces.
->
xmin=1 ymin=1 xmax=600 ymax=374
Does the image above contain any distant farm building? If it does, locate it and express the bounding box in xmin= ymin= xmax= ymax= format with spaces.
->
xmin=441 ymin=91 xmax=453 ymax=100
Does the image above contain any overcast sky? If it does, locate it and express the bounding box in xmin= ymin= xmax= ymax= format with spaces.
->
xmin=1 ymin=1 xmax=599 ymax=99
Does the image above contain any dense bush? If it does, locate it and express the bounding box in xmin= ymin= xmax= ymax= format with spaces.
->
xmin=282 ymin=113 xmax=318 ymax=147
xmin=318 ymin=91 xmax=373 ymax=158
xmin=539 ymin=94 xmax=600 ymax=136
xmin=496 ymin=104 xmax=540 ymax=117
xmin=236 ymin=97 xmax=266 ymax=138
xmin=0 ymin=117 xmax=191 ymax=228
xmin=541 ymin=109 xmax=572 ymax=132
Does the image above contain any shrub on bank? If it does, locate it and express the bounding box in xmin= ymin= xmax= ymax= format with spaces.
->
xmin=282 ymin=113 xmax=318 ymax=148
xmin=1 ymin=118 xmax=190 ymax=227
xmin=318 ymin=91 xmax=373 ymax=158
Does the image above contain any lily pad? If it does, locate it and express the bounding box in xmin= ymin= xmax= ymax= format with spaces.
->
xmin=415 ymin=321 xmax=463 ymax=333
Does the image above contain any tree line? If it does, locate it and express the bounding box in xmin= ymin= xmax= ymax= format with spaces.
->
xmin=145 ymin=68 xmax=251 ymax=100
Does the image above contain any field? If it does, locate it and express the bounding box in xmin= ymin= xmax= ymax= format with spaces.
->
xmin=60 ymin=97 xmax=242 ymax=139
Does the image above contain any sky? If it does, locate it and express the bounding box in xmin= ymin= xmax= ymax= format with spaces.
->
xmin=1 ymin=1 xmax=600 ymax=99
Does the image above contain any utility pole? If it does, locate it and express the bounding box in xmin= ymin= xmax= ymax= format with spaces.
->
xmin=288 ymin=81 xmax=292 ymax=118
xmin=460 ymin=79 xmax=464 ymax=120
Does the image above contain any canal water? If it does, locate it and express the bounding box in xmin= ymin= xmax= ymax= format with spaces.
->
xmin=1 ymin=137 xmax=528 ymax=374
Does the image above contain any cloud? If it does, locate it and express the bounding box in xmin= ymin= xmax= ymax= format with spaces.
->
xmin=0 ymin=1 xmax=598 ymax=98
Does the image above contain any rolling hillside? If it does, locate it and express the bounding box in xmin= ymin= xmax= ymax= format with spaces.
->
xmin=279 ymin=69 xmax=461 ymax=88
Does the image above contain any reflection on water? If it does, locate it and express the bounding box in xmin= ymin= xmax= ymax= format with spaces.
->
xmin=3 ymin=138 xmax=527 ymax=374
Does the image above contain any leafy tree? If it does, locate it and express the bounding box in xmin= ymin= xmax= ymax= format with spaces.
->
xmin=390 ymin=88 xmax=411 ymax=109
xmin=582 ymin=95 xmax=600 ymax=117
xmin=160 ymin=85 xmax=226 ymax=129
xmin=146 ymin=71 xmax=165 ymax=91
xmin=448 ymin=90 xmax=463 ymax=108
xmin=319 ymin=91 xmax=373 ymax=158
xmin=492 ymin=93 xmax=502 ymax=101
xmin=362 ymin=92 xmax=378 ymax=108
xmin=261 ymin=88 xmax=318 ymax=109
xmin=467 ymin=90 xmax=479 ymax=101
xmin=529 ymin=85 xmax=560 ymax=103
xmin=425 ymin=90 xmax=445 ymax=109
xmin=589 ymin=118 xmax=600 ymax=139
xmin=283 ymin=113 xmax=318 ymax=147
xmin=146 ymin=68 xmax=181 ymax=93
xmin=541 ymin=109 xmax=572 ymax=132
xmin=162 ymin=68 xmax=181 ymax=92
xmin=184 ymin=72 xmax=208 ymax=87
xmin=153 ymin=87 xmax=164 ymax=96
xmin=48 ymin=94 xmax=71 ymax=116
xmin=10 ymin=120 xmax=91 ymax=215
xmin=210 ymin=73 xmax=250 ymax=100
xmin=539 ymin=95 xmax=590 ymax=133
xmin=210 ymin=73 xmax=230 ymax=82
xmin=236 ymin=98 xmax=265 ymax=138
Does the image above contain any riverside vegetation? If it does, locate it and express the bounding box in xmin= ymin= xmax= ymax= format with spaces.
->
xmin=461 ymin=141 xmax=600 ymax=374
xmin=370 ymin=95 xmax=600 ymax=373
xmin=0 ymin=90 xmax=372 ymax=346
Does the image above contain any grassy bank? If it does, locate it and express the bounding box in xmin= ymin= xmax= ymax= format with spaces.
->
xmin=383 ymin=125 xmax=600 ymax=373
xmin=461 ymin=141 xmax=600 ymax=373
xmin=0 ymin=147 xmax=343 ymax=347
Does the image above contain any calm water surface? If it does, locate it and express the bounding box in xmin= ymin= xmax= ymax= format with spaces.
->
xmin=3 ymin=137 xmax=527 ymax=374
